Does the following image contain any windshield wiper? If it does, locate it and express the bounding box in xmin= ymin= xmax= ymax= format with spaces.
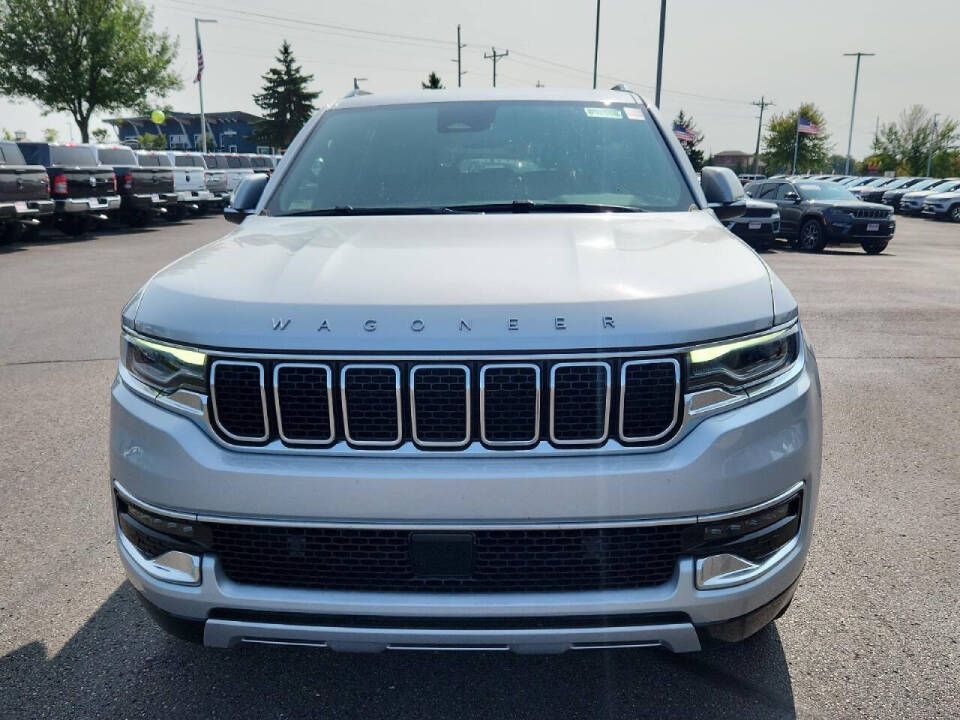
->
xmin=278 ymin=206 xmax=453 ymax=217
xmin=442 ymin=200 xmax=646 ymax=213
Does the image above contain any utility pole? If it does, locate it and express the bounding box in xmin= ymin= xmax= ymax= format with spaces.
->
xmin=452 ymin=25 xmax=466 ymax=87
xmin=843 ymin=51 xmax=874 ymax=175
xmin=536 ymin=80 xmax=544 ymax=88
xmin=751 ymin=96 xmax=773 ymax=175
xmin=195 ymin=18 xmax=217 ymax=153
xmin=926 ymin=113 xmax=940 ymax=176
xmin=792 ymin=114 xmax=800 ymax=174
xmin=353 ymin=77 xmax=368 ymax=90
xmin=483 ymin=47 xmax=509 ymax=88
xmin=655 ymin=0 xmax=666 ymax=107
xmin=592 ymin=0 xmax=600 ymax=89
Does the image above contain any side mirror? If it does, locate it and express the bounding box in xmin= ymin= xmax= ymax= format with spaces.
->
xmin=700 ymin=166 xmax=746 ymax=221
xmin=223 ymin=172 xmax=269 ymax=224
xmin=784 ymin=191 xmax=800 ymax=203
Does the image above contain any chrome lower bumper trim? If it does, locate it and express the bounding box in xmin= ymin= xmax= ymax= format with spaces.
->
xmin=117 ymin=530 xmax=201 ymax=585
xmin=695 ymin=535 xmax=800 ymax=590
xmin=203 ymin=618 xmax=701 ymax=653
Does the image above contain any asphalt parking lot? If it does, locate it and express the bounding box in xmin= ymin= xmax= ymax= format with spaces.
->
xmin=0 ymin=215 xmax=957 ymax=719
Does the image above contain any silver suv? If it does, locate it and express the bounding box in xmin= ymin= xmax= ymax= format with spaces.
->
xmin=111 ymin=88 xmax=822 ymax=653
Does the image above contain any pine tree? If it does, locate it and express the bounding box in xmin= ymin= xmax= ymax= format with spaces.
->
xmin=422 ymin=72 xmax=444 ymax=90
xmin=253 ymin=41 xmax=321 ymax=150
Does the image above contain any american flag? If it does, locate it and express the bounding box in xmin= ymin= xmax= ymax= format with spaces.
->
xmin=797 ymin=116 xmax=820 ymax=135
xmin=673 ymin=122 xmax=697 ymax=143
xmin=194 ymin=34 xmax=204 ymax=84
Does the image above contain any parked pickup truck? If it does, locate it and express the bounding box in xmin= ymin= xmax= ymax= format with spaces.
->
xmin=200 ymin=154 xmax=230 ymax=207
xmin=0 ymin=140 xmax=54 ymax=243
xmin=218 ymin=152 xmax=254 ymax=192
xmin=246 ymin=154 xmax=276 ymax=176
xmin=165 ymin=151 xmax=216 ymax=218
xmin=90 ymin=144 xmax=177 ymax=227
xmin=17 ymin=142 xmax=120 ymax=235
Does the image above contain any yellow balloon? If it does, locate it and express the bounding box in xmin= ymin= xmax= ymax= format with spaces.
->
xmin=150 ymin=110 xmax=165 ymax=124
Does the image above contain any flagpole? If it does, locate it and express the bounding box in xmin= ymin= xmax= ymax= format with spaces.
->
xmin=195 ymin=18 xmax=217 ymax=153
xmin=792 ymin=115 xmax=800 ymax=174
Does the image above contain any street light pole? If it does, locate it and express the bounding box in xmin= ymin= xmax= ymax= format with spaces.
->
xmin=592 ymin=0 xmax=600 ymax=89
xmin=843 ymin=51 xmax=874 ymax=175
xmin=195 ymin=18 xmax=217 ymax=153
xmin=655 ymin=0 xmax=666 ymax=107
xmin=926 ymin=113 xmax=940 ymax=177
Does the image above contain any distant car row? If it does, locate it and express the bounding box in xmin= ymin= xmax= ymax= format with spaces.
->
xmin=0 ymin=140 xmax=281 ymax=241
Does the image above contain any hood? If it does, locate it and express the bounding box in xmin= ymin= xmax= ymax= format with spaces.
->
xmin=134 ymin=211 xmax=790 ymax=352
xmin=924 ymin=191 xmax=960 ymax=202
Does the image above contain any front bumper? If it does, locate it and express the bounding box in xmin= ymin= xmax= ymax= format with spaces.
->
xmin=825 ymin=217 xmax=895 ymax=240
xmin=728 ymin=218 xmax=779 ymax=242
xmin=110 ymin=345 xmax=822 ymax=652
xmin=56 ymin=195 xmax=121 ymax=214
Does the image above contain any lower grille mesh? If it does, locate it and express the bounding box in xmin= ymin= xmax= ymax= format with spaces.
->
xmin=209 ymin=524 xmax=688 ymax=592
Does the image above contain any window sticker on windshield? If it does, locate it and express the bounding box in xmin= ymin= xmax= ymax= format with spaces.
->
xmin=623 ymin=106 xmax=645 ymax=120
xmin=584 ymin=107 xmax=623 ymax=119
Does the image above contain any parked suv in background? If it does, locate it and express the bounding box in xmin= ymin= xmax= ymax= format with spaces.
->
xmin=90 ymin=144 xmax=177 ymax=227
xmin=746 ymin=178 xmax=894 ymax=253
xmin=0 ymin=139 xmax=53 ymax=243
xmin=902 ymin=179 xmax=960 ymax=216
xmin=881 ymin=177 xmax=943 ymax=212
xmin=18 ymin=142 xmax=119 ymax=235
xmin=858 ymin=176 xmax=922 ymax=204
xmin=922 ymin=187 xmax=960 ymax=221
xmin=219 ymin=152 xmax=254 ymax=192
xmin=112 ymin=89 xmax=821 ymax=653
xmin=725 ymin=196 xmax=780 ymax=249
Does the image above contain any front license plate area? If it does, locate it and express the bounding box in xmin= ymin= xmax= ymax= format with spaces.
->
xmin=14 ymin=201 xmax=27 ymax=212
xmin=410 ymin=533 xmax=474 ymax=577
xmin=866 ymin=222 xmax=879 ymax=232
xmin=748 ymin=222 xmax=762 ymax=230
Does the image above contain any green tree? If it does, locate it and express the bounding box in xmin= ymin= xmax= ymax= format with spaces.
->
xmin=673 ymin=109 xmax=705 ymax=171
xmin=91 ymin=127 xmax=109 ymax=143
xmin=0 ymin=0 xmax=181 ymax=143
xmin=870 ymin=105 xmax=959 ymax=176
xmin=422 ymin=72 xmax=444 ymax=90
xmin=1 ymin=128 xmax=12 ymax=140
xmin=139 ymin=132 xmax=166 ymax=150
xmin=252 ymin=40 xmax=320 ymax=150
xmin=763 ymin=103 xmax=831 ymax=174
xmin=42 ymin=128 xmax=58 ymax=142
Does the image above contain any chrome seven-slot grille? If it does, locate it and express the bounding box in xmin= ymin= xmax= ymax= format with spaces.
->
xmin=209 ymin=355 xmax=682 ymax=450
xmin=853 ymin=208 xmax=888 ymax=219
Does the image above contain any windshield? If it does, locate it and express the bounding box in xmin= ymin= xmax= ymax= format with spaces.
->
xmin=96 ymin=148 xmax=136 ymax=165
xmin=796 ymin=182 xmax=856 ymax=200
xmin=881 ymin=177 xmax=913 ymax=190
xmin=50 ymin=146 xmax=97 ymax=166
xmin=267 ymin=100 xmax=696 ymax=215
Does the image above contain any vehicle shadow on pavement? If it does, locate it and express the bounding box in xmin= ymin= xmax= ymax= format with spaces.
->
xmin=0 ymin=583 xmax=797 ymax=720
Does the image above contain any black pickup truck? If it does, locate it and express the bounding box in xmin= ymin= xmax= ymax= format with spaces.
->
xmin=0 ymin=140 xmax=54 ymax=243
xmin=16 ymin=142 xmax=121 ymax=236
xmin=89 ymin=144 xmax=177 ymax=227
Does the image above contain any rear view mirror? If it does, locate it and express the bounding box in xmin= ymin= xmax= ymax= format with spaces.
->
xmin=223 ymin=173 xmax=269 ymax=224
xmin=700 ymin=166 xmax=746 ymax=221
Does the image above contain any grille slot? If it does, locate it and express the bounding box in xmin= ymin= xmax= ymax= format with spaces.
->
xmin=480 ymin=364 xmax=540 ymax=447
xmin=209 ymin=523 xmax=688 ymax=592
xmin=210 ymin=361 xmax=268 ymax=442
xmin=550 ymin=362 xmax=611 ymax=445
xmin=620 ymin=360 xmax=681 ymax=442
xmin=410 ymin=365 xmax=470 ymax=447
xmin=341 ymin=364 xmax=402 ymax=446
xmin=274 ymin=363 xmax=334 ymax=445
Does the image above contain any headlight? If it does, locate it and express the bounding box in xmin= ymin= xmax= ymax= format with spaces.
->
xmin=121 ymin=333 xmax=207 ymax=394
xmin=688 ymin=324 xmax=800 ymax=391
xmin=824 ymin=207 xmax=852 ymax=220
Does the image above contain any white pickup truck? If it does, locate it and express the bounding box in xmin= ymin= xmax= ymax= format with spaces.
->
xmin=218 ymin=153 xmax=254 ymax=192
xmin=164 ymin=151 xmax=216 ymax=218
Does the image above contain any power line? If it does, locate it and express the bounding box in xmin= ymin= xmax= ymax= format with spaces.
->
xmin=483 ymin=47 xmax=509 ymax=88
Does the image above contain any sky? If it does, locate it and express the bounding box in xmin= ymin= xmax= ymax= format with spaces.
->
xmin=1 ymin=0 xmax=958 ymax=160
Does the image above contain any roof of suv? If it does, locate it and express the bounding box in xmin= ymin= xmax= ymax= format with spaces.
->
xmin=333 ymin=87 xmax=644 ymax=110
